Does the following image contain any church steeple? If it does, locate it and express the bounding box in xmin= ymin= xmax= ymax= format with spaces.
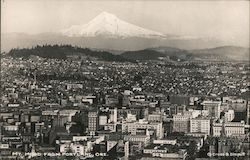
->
xmin=220 ymin=117 xmax=226 ymax=137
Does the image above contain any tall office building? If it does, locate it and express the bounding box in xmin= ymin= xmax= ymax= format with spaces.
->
xmin=88 ymin=110 xmax=99 ymax=136
xmin=172 ymin=112 xmax=191 ymax=133
xmin=224 ymin=110 xmax=235 ymax=122
xmin=0 ymin=122 xmax=2 ymax=140
xmin=247 ymin=101 xmax=250 ymax=125
xmin=52 ymin=115 xmax=68 ymax=128
xmin=124 ymin=141 xmax=129 ymax=160
xmin=109 ymin=108 xmax=117 ymax=123
xmin=99 ymin=115 xmax=108 ymax=126
xmin=190 ymin=117 xmax=211 ymax=135
xmin=202 ymin=101 xmax=221 ymax=119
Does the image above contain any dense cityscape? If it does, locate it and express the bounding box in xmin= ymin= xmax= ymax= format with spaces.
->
xmin=0 ymin=54 xmax=249 ymax=159
xmin=1 ymin=0 xmax=250 ymax=159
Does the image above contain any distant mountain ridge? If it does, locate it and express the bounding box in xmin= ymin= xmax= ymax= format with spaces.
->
xmin=121 ymin=46 xmax=249 ymax=61
xmin=191 ymin=46 xmax=250 ymax=61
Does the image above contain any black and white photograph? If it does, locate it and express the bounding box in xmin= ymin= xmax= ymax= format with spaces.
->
xmin=0 ymin=0 xmax=249 ymax=159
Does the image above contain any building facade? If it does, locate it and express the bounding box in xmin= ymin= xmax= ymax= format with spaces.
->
xmin=173 ymin=113 xmax=191 ymax=133
xmin=88 ymin=111 xmax=99 ymax=136
xmin=213 ymin=120 xmax=245 ymax=137
xmin=190 ymin=117 xmax=210 ymax=135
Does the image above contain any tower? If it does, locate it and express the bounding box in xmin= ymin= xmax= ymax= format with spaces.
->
xmin=0 ymin=122 xmax=2 ymax=140
xmin=110 ymin=108 xmax=117 ymax=123
xmin=33 ymin=72 xmax=37 ymax=85
xmin=209 ymin=138 xmax=217 ymax=157
xmin=124 ymin=141 xmax=129 ymax=160
xmin=247 ymin=101 xmax=250 ymax=125
xmin=218 ymin=118 xmax=228 ymax=153
xmin=144 ymin=107 xmax=149 ymax=121
xmin=114 ymin=108 xmax=117 ymax=123
xmin=88 ymin=110 xmax=98 ymax=136
xmin=220 ymin=118 xmax=226 ymax=137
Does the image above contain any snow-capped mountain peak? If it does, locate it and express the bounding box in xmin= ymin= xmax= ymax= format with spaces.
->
xmin=61 ymin=12 xmax=166 ymax=38
xmin=95 ymin=11 xmax=118 ymax=20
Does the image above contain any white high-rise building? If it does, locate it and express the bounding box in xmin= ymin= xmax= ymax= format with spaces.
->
xmin=88 ymin=110 xmax=98 ymax=136
xmin=124 ymin=141 xmax=129 ymax=160
xmin=99 ymin=115 xmax=108 ymax=126
xmin=247 ymin=101 xmax=250 ymax=125
xmin=224 ymin=110 xmax=235 ymax=122
xmin=109 ymin=108 xmax=117 ymax=123
xmin=190 ymin=117 xmax=211 ymax=135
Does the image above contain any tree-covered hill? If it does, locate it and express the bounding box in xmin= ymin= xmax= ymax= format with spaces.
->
xmin=8 ymin=45 xmax=134 ymax=62
xmin=121 ymin=49 xmax=166 ymax=60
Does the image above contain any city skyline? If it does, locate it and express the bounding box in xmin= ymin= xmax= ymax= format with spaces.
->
xmin=0 ymin=1 xmax=249 ymax=159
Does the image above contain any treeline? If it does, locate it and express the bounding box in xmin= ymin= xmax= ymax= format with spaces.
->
xmin=121 ymin=49 xmax=165 ymax=60
xmin=8 ymin=44 xmax=133 ymax=62
xmin=9 ymin=45 xmax=68 ymax=59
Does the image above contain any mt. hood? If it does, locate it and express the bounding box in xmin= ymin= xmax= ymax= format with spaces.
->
xmin=2 ymin=12 xmax=232 ymax=51
xmin=61 ymin=12 xmax=166 ymax=38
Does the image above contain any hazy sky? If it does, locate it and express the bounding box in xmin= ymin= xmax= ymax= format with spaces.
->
xmin=1 ymin=0 xmax=249 ymax=46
